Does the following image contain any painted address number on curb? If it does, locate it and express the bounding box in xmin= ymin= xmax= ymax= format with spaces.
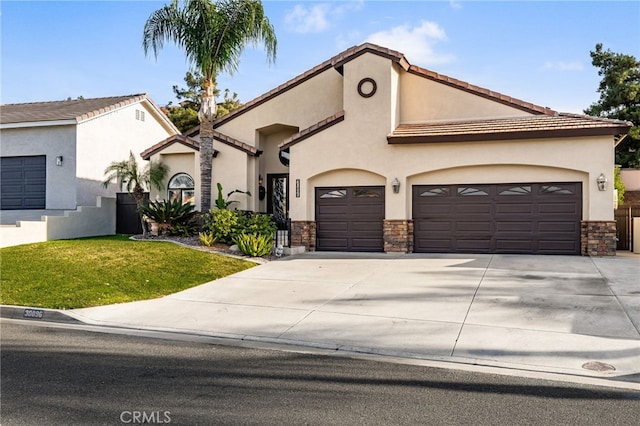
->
xmin=23 ymin=309 xmax=44 ymax=319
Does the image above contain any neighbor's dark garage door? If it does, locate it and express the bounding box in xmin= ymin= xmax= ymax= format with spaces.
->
xmin=315 ymin=186 xmax=384 ymax=252
xmin=413 ymin=183 xmax=582 ymax=254
xmin=1 ymin=156 xmax=46 ymax=210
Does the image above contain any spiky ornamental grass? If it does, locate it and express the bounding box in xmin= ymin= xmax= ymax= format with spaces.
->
xmin=0 ymin=235 xmax=254 ymax=309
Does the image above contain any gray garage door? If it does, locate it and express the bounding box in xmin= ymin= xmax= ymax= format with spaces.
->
xmin=1 ymin=156 xmax=46 ymax=210
xmin=413 ymin=183 xmax=582 ymax=254
xmin=315 ymin=186 xmax=384 ymax=252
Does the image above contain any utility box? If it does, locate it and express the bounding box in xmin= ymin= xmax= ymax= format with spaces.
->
xmin=634 ymin=218 xmax=640 ymax=253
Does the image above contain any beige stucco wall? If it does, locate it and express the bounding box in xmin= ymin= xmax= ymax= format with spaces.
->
xmin=215 ymin=68 xmax=343 ymax=147
xmin=0 ymin=126 xmax=78 ymax=209
xmin=287 ymin=52 xmax=615 ymax=223
xmin=400 ymin=72 xmax=532 ymax=123
xmin=76 ymin=101 xmax=176 ymax=206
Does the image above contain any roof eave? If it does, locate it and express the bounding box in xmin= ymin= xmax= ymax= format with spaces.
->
xmin=387 ymin=126 xmax=633 ymax=144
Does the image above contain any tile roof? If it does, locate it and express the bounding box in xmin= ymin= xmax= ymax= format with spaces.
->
xmin=141 ymin=134 xmax=205 ymax=160
xmin=212 ymin=42 xmax=557 ymax=127
xmin=387 ymin=114 xmax=633 ymax=144
xmin=177 ymin=125 xmax=261 ymax=157
xmin=279 ymin=111 xmax=345 ymax=150
xmin=1 ymin=94 xmax=158 ymax=125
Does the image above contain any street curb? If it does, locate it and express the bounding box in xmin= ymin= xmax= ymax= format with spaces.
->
xmin=1 ymin=305 xmax=82 ymax=324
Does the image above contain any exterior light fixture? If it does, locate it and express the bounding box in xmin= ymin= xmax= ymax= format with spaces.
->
xmin=56 ymin=156 xmax=63 ymax=166
xmin=596 ymin=173 xmax=607 ymax=191
xmin=392 ymin=178 xmax=401 ymax=194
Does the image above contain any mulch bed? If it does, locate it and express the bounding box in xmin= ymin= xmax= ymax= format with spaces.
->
xmin=130 ymin=234 xmax=277 ymax=262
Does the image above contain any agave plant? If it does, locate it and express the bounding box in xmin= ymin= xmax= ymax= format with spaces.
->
xmin=139 ymin=199 xmax=198 ymax=235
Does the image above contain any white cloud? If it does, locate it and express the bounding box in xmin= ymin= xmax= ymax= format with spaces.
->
xmin=365 ymin=21 xmax=455 ymax=65
xmin=285 ymin=1 xmax=364 ymax=34
xmin=285 ymin=4 xmax=331 ymax=33
xmin=542 ymin=61 xmax=584 ymax=72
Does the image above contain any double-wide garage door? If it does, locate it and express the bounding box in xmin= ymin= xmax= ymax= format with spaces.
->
xmin=413 ymin=183 xmax=582 ymax=255
xmin=0 ymin=156 xmax=46 ymax=210
xmin=315 ymin=186 xmax=384 ymax=252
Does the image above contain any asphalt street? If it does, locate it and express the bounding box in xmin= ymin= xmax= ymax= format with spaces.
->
xmin=2 ymin=320 xmax=639 ymax=426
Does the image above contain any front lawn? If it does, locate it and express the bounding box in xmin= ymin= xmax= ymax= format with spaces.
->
xmin=0 ymin=235 xmax=255 ymax=309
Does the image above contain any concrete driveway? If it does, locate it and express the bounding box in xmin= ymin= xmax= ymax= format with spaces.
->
xmin=69 ymin=252 xmax=640 ymax=384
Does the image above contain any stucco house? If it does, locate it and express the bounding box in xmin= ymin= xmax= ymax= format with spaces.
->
xmin=1 ymin=94 xmax=179 ymax=211
xmin=142 ymin=43 xmax=631 ymax=256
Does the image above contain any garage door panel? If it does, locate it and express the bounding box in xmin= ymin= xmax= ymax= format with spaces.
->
xmin=418 ymin=220 xmax=452 ymax=232
xmin=538 ymin=221 xmax=578 ymax=232
xmin=495 ymin=203 xmax=533 ymax=214
xmin=351 ymin=221 xmax=383 ymax=232
xmin=413 ymin=182 xmax=581 ymax=255
xmin=539 ymin=240 xmax=579 ymax=253
xmin=495 ymin=221 xmax=533 ymax=232
xmin=538 ymin=203 xmax=580 ymax=214
xmin=456 ymin=204 xmax=491 ymax=214
xmin=416 ymin=239 xmax=453 ymax=251
xmin=455 ymin=221 xmax=491 ymax=232
xmin=456 ymin=239 xmax=492 ymax=251
xmin=1 ymin=156 xmax=46 ymax=210
xmin=414 ymin=204 xmax=452 ymax=216
xmin=316 ymin=186 xmax=384 ymax=252
xmin=495 ymin=240 xmax=535 ymax=252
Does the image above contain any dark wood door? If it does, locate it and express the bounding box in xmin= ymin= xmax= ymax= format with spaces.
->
xmin=413 ymin=183 xmax=582 ymax=254
xmin=315 ymin=186 xmax=385 ymax=252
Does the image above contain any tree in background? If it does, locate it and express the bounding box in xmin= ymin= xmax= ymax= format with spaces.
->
xmin=164 ymin=71 xmax=243 ymax=132
xmin=584 ymin=44 xmax=640 ymax=168
xmin=143 ymin=0 xmax=277 ymax=212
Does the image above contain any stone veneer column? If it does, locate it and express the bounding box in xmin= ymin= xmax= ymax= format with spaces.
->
xmin=383 ymin=219 xmax=413 ymax=253
xmin=580 ymin=221 xmax=616 ymax=256
xmin=291 ymin=221 xmax=316 ymax=251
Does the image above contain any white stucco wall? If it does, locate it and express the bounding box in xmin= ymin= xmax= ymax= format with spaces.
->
xmin=76 ymin=101 xmax=176 ymax=206
xmin=0 ymin=126 xmax=77 ymax=209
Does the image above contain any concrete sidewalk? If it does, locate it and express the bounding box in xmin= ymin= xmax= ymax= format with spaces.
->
xmin=64 ymin=252 xmax=640 ymax=385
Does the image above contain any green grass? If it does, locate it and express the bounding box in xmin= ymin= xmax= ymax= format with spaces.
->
xmin=0 ymin=235 xmax=255 ymax=309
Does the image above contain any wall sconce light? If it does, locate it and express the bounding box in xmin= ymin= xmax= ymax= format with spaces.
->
xmin=596 ymin=173 xmax=607 ymax=191
xmin=56 ymin=156 xmax=63 ymax=166
xmin=392 ymin=178 xmax=401 ymax=194
xmin=258 ymin=174 xmax=266 ymax=200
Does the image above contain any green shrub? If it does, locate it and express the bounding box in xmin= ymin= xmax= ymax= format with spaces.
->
xmin=202 ymin=209 xmax=243 ymax=244
xmin=234 ymin=233 xmax=274 ymax=257
xmin=242 ymin=212 xmax=277 ymax=237
xmin=139 ymin=199 xmax=197 ymax=235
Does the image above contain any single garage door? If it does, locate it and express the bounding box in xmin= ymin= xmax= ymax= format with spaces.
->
xmin=315 ymin=186 xmax=384 ymax=252
xmin=1 ymin=156 xmax=46 ymax=210
xmin=413 ymin=182 xmax=582 ymax=254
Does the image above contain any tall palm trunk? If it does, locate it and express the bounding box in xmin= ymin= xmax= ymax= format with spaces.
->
xmin=133 ymin=184 xmax=149 ymax=237
xmin=198 ymin=82 xmax=217 ymax=212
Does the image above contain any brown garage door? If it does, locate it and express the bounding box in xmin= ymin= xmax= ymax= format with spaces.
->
xmin=315 ymin=186 xmax=384 ymax=252
xmin=1 ymin=156 xmax=46 ymax=210
xmin=413 ymin=183 xmax=582 ymax=254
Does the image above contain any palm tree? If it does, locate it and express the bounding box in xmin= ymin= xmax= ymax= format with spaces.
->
xmin=143 ymin=0 xmax=277 ymax=212
xmin=102 ymin=151 xmax=170 ymax=236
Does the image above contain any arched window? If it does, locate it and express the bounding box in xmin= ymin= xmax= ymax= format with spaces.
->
xmin=168 ymin=173 xmax=195 ymax=205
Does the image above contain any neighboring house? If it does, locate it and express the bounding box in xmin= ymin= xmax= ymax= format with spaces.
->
xmin=1 ymin=94 xmax=179 ymax=211
xmin=142 ymin=43 xmax=632 ymax=256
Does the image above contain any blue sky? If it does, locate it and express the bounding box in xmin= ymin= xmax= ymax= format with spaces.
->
xmin=2 ymin=1 xmax=639 ymax=114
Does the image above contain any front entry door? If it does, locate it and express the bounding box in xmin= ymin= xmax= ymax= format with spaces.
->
xmin=267 ymin=174 xmax=289 ymax=228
